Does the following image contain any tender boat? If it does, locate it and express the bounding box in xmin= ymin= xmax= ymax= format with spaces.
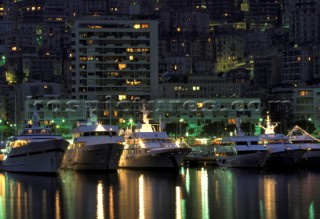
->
xmin=259 ymin=114 xmax=305 ymax=168
xmin=118 ymin=105 xmax=192 ymax=169
xmin=61 ymin=112 xmax=124 ymax=171
xmin=287 ymin=125 xmax=320 ymax=167
xmin=184 ymin=144 xmax=216 ymax=166
xmin=214 ymin=118 xmax=270 ymax=168
xmin=0 ymin=111 xmax=69 ymax=174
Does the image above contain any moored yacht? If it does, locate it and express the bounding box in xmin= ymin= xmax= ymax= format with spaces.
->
xmin=0 ymin=111 xmax=69 ymax=174
xmin=214 ymin=118 xmax=270 ymax=168
xmin=61 ymin=112 xmax=124 ymax=171
xmin=287 ymin=125 xmax=320 ymax=167
xmin=259 ymin=114 xmax=305 ymax=168
xmin=118 ymin=105 xmax=191 ymax=169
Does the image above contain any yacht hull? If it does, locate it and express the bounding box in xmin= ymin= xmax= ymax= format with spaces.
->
xmin=265 ymin=149 xmax=305 ymax=168
xmin=215 ymin=152 xmax=270 ymax=168
xmin=119 ymin=148 xmax=191 ymax=169
xmin=0 ymin=139 xmax=68 ymax=174
xmin=298 ymin=149 xmax=320 ymax=167
xmin=61 ymin=143 xmax=124 ymax=171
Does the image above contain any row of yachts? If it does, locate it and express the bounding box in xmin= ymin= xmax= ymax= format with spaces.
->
xmin=0 ymin=109 xmax=319 ymax=174
xmin=0 ymin=108 xmax=191 ymax=174
xmin=187 ymin=116 xmax=320 ymax=169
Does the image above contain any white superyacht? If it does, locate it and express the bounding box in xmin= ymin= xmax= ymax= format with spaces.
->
xmin=287 ymin=125 xmax=320 ymax=167
xmin=0 ymin=111 xmax=69 ymax=174
xmin=61 ymin=112 xmax=124 ymax=171
xmin=259 ymin=114 xmax=305 ymax=168
xmin=118 ymin=106 xmax=191 ymax=169
xmin=214 ymin=118 xmax=270 ymax=168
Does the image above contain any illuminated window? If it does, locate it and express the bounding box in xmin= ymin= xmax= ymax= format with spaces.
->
xmin=11 ymin=47 xmax=17 ymax=51
xmin=141 ymin=24 xmax=149 ymax=29
xmin=88 ymin=25 xmax=102 ymax=29
xmin=133 ymin=24 xmax=141 ymax=29
xmin=129 ymin=55 xmax=134 ymax=61
xmin=118 ymin=63 xmax=126 ymax=70
xmin=119 ymin=95 xmax=126 ymax=100
xmin=127 ymin=80 xmax=141 ymax=86
xmin=177 ymin=27 xmax=181 ymax=32
xmin=193 ymin=86 xmax=200 ymax=91
xmin=79 ymin=56 xmax=87 ymax=61
xmin=197 ymin=103 xmax=203 ymax=108
xmin=44 ymin=85 xmax=48 ymax=89
xmin=300 ymin=91 xmax=308 ymax=96
xmin=297 ymin=56 xmax=301 ymax=61
xmin=56 ymin=18 xmax=63 ymax=21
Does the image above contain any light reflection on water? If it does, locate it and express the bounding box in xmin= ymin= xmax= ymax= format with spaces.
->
xmin=0 ymin=168 xmax=319 ymax=219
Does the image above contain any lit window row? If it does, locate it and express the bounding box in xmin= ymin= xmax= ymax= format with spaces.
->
xmin=26 ymin=6 xmax=42 ymax=11
xmin=133 ymin=24 xmax=150 ymax=29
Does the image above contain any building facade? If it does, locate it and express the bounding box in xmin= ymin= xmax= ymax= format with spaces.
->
xmin=71 ymin=16 xmax=159 ymax=100
xmin=292 ymin=86 xmax=320 ymax=135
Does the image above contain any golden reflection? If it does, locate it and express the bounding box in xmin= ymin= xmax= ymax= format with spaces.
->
xmin=263 ymin=177 xmax=276 ymax=219
xmin=109 ymin=186 xmax=114 ymax=219
xmin=97 ymin=181 xmax=104 ymax=219
xmin=139 ymin=174 xmax=145 ymax=219
xmin=175 ymin=186 xmax=181 ymax=219
xmin=201 ymin=168 xmax=209 ymax=219
xmin=55 ymin=190 xmax=61 ymax=219
xmin=42 ymin=191 xmax=47 ymax=218
xmin=0 ymin=174 xmax=6 ymax=218
xmin=17 ymin=183 xmax=21 ymax=219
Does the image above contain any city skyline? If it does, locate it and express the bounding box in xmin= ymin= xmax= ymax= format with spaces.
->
xmin=0 ymin=0 xmax=320 ymax=137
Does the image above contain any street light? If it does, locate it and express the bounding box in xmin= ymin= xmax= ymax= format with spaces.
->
xmin=129 ymin=118 xmax=133 ymax=130
xmin=179 ymin=118 xmax=184 ymax=138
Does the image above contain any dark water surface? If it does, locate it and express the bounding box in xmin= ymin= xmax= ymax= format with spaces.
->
xmin=1 ymin=167 xmax=320 ymax=219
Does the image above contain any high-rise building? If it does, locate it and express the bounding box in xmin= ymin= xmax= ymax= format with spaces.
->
xmin=249 ymin=0 xmax=281 ymax=32
xmin=71 ymin=16 xmax=158 ymax=122
xmin=281 ymin=47 xmax=312 ymax=85
xmin=282 ymin=0 xmax=320 ymax=44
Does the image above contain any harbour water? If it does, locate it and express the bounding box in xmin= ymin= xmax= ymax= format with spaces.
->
xmin=0 ymin=166 xmax=320 ymax=219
